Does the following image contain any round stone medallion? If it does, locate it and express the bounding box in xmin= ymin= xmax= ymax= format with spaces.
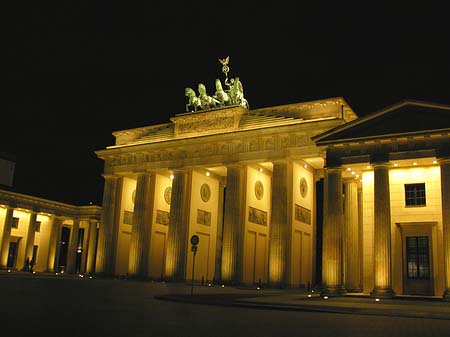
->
xmin=254 ymin=180 xmax=264 ymax=200
xmin=300 ymin=177 xmax=308 ymax=198
xmin=200 ymin=183 xmax=211 ymax=202
xmin=164 ymin=186 xmax=172 ymax=205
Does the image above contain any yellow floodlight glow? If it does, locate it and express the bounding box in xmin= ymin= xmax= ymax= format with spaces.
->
xmin=170 ymin=174 xmax=174 ymax=180
xmin=206 ymin=171 xmax=210 ymax=177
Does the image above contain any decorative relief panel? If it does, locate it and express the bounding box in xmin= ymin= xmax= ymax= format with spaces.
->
xmin=197 ymin=209 xmax=211 ymax=226
xmin=295 ymin=204 xmax=311 ymax=225
xmin=164 ymin=187 xmax=172 ymax=205
xmin=156 ymin=210 xmax=170 ymax=226
xmin=200 ymin=183 xmax=211 ymax=202
xmin=300 ymin=177 xmax=308 ymax=198
xmin=254 ymin=181 xmax=264 ymax=200
xmin=123 ymin=211 xmax=133 ymax=225
xmin=248 ymin=206 xmax=267 ymax=226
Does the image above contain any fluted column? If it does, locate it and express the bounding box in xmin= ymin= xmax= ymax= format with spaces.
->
xmin=165 ymin=170 xmax=191 ymax=281
xmin=371 ymin=162 xmax=395 ymax=298
xmin=46 ymin=217 xmax=63 ymax=272
xmin=128 ymin=172 xmax=155 ymax=279
xmin=214 ymin=181 xmax=225 ymax=282
xmin=0 ymin=206 xmax=14 ymax=268
xmin=96 ymin=175 xmax=123 ymax=276
xmin=343 ymin=179 xmax=361 ymax=292
xmin=66 ymin=219 xmax=80 ymax=274
xmin=439 ymin=157 xmax=450 ymax=300
xmin=23 ymin=211 xmax=37 ymax=270
xmin=85 ymin=220 xmax=99 ymax=274
xmin=221 ymin=165 xmax=246 ymax=284
xmin=322 ymin=167 xmax=346 ymax=296
xmin=269 ymin=160 xmax=292 ymax=287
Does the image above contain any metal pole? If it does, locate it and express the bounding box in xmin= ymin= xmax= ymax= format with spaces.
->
xmin=191 ymin=249 xmax=197 ymax=296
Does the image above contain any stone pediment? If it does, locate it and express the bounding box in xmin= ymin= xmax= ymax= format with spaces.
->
xmin=313 ymin=100 xmax=450 ymax=145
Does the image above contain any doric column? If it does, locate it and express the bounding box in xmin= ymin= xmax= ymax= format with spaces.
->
xmin=46 ymin=217 xmax=63 ymax=272
xmin=439 ymin=157 xmax=450 ymax=300
xmin=221 ymin=164 xmax=246 ymax=284
xmin=269 ymin=160 xmax=293 ymax=287
xmin=23 ymin=211 xmax=37 ymax=270
xmin=66 ymin=219 xmax=80 ymax=274
xmin=371 ymin=161 xmax=395 ymax=298
xmin=165 ymin=170 xmax=191 ymax=281
xmin=96 ymin=175 xmax=123 ymax=276
xmin=322 ymin=167 xmax=346 ymax=296
xmin=0 ymin=206 xmax=14 ymax=268
xmin=343 ymin=179 xmax=361 ymax=292
xmin=85 ymin=220 xmax=99 ymax=275
xmin=128 ymin=172 xmax=155 ymax=279
xmin=214 ymin=181 xmax=225 ymax=282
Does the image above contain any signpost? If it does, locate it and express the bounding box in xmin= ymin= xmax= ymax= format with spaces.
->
xmin=190 ymin=234 xmax=199 ymax=296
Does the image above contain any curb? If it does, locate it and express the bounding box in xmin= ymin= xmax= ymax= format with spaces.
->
xmin=155 ymin=294 xmax=450 ymax=321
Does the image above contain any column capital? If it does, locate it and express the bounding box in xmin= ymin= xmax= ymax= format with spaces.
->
xmin=371 ymin=161 xmax=391 ymax=169
xmin=326 ymin=166 xmax=343 ymax=173
xmin=343 ymin=178 xmax=359 ymax=185
xmin=102 ymin=174 xmax=121 ymax=180
xmin=437 ymin=157 xmax=450 ymax=165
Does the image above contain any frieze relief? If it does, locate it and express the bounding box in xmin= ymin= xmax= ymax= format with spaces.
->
xmin=108 ymin=131 xmax=316 ymax=168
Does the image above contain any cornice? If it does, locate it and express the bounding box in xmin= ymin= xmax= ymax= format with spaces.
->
xmin=0 ymin=189 xmax=101 ymax=220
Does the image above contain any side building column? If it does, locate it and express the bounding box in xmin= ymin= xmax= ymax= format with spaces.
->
xmin=128 ymin=172 xmax=156 ymax=279
xmin=165 ymin=170 xmax=192 ymax=281
xmin=439 ymin=157 xmax=450 ymax=301
xmin=343 ymin=179 xmax=362 ymax=292
xmin=0 ymin=206 xmax=15 ymax=269
xmin=371 ymin=161 xmax=395 ymax=298
xmin=322 ymin=166 xmax=346 ymax=296
xmin=46 ymin=217 xmax=63 ymax=272
xmin=66 ymin=219 xmax=80 ymax=274
xmin=23 ymin=210 xmax=38 ymax=270
xmin=96 ymin=175 xmax=123 ymax=277
xmin=85 ymin=220 xmax=99 ymax=275
xmin=221 ymin=164 xmax=246 ymax=284
xmin=269 ymin=160 xmax=293 ymax=287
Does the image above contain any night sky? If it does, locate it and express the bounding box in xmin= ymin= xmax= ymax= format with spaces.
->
xmin=4 ymin=2 xmax=449 ymax=206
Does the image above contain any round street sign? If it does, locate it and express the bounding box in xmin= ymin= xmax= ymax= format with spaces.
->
xmin=190 ymin=234 xmax=199 ymax=246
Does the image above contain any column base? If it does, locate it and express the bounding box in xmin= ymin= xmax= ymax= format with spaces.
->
xmin=321 ymin=285 xmax=347 ymax=297
xmin=346 ymin=287 xmax=363 ymax=293
xmin=370 ymin=287 xmax=395 ymax=298
xmin=443 ymin=289 xmax=450 ymax=301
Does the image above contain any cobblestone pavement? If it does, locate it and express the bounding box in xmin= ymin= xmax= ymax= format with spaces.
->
xmin=1 ymin=271 xmax=450 ymax=337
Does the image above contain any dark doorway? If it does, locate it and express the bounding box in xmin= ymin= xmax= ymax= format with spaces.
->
xmin=7 ymin=242 xmax=18 ymax=268
xmin=404 ymin=235 xmax=434 ymax=295
xmin=58 ymin=227 xmax=71 ymax=272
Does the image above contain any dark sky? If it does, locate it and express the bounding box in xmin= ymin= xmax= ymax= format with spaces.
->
xmin=4 ymin=2 xmax=449 ymax=206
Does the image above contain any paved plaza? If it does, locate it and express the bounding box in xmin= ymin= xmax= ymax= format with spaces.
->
xmin=1 ymin=271 xmax=450 ymax=337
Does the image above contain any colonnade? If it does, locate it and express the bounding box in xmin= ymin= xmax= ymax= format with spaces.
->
xmin=0 ymin=205 xmax=99 ymax=275
xmin=95 ymin=161 xmax=315 ymax=287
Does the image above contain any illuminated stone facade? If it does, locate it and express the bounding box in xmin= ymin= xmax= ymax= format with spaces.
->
xmin=0 ymin=190 xmax=101 ymax=274
xmin=96 ymin=98 xmax=450 ymax=299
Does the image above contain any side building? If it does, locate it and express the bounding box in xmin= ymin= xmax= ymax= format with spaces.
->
xmin=0 ymin=190 xmax=101 ymax=275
